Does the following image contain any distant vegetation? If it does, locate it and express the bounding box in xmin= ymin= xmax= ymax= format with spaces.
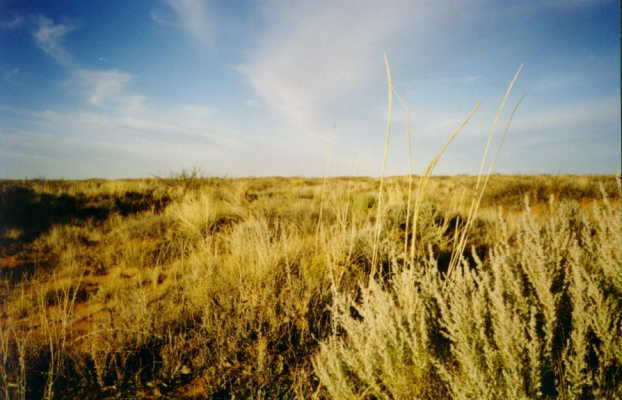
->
xmin=1 ymin=174 xmax=620 ymax=399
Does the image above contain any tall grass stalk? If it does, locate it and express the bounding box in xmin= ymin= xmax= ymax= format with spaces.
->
xmin=392 ymin=89 xmax=416 ymax=259
xmin=408 ymin=102 xmax=480 ymax=263
xmin=0 ymin=325 xmax=28 ymax=400
xmin=316 ymin=141 xmax=333 ymax=248
xmin=475 ymin=64 xmax=523 ymax=190
xmin=371 ymin=53 xmax=394 ymax=277
xmin=447 ymin=67 xmax=523 ymax=279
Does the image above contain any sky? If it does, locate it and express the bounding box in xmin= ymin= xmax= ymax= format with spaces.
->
xmin=0 ymin=0 xmax=619 ymax=178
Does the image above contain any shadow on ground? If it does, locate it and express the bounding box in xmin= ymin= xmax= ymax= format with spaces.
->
xmin=0 ymin=183 xmax=171 ymax=284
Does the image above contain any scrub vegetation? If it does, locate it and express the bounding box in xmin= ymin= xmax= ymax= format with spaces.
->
xmin=0 ymin=173 xmax=620 ymax=399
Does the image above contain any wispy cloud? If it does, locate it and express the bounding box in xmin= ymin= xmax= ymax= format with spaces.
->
xmin=239 ymin=2 xmax=391 ymax=138
xmin=64 ymin=68 xmax=229 ymax=144
xmin=156 ymin=0 xmax=212 ymax=44
xmin=0 ymin=13 xmax=245 ymax=178
xmin=510 ymin=99 xmax=620 ymax=138
xmin=63 ymin=80 xmax=236 ymax=154
xmin=32 ymin=15 xmax=76 ymax=66
xmin=238 ymin=1 xmax=458 ymax=142
xmin=29 ymin=16 xmax=145 ymax=112
xmin=0 ymin=102 xmax=247 ymax=178
xmin=68 ymin=69 xmax=146 ymax=111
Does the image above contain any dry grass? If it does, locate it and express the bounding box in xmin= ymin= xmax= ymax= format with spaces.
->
xmin=315 ymin=191 xmax=621 ymax=399
xmin=0 ymin=174 xmax=620 ymax=399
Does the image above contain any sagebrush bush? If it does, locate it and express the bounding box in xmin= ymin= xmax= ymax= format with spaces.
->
xmin=314 ymin=196 xmax=622 ymax=399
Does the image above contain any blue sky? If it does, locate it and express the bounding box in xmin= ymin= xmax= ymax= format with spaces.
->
xmin=0 ymin=0 xmax=619 ymax=178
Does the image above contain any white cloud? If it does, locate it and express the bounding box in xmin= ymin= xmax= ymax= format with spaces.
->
xmin=118 ymin=105 xmax=224 ymax=140
xmin=159 ymin=0 xmax=212 ymax=44
xmin=61 ymin=68 xmax=234 ymax=145
xmin=31 ymin=15 xmax=221 ymax=141
xmin=509 ymin=99 xmax=620 ymax=139
xmin=1 ymin=103 xmax=257 ymax=178
xmin=239 ymin=1 xmax=402 ymax=138
xmin=237 ymin=1 xmax=462 ymax=143
xmin=1 ymin=12 xmax=248 ymax=177
xmin=68 ymin=69 xmax=145 ymax=110
xmin=32 ymin=16 xmax=76 ymax=66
